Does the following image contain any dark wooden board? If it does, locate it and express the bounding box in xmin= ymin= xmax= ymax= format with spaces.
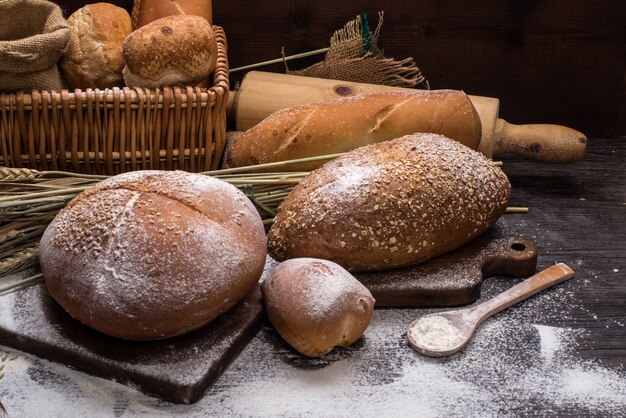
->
xmin=0 ymin=282 xmax=264 ymax=404
xmin=356 ymin=236 xmax=537 ymax=307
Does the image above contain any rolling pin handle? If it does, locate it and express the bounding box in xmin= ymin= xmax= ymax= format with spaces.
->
xmin=492 ymin=119 xmax=587 ymax=163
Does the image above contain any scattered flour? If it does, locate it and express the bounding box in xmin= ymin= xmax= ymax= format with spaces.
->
xmin=535 ymin=324 xmax=564 ymax=363
xmin=1 ymin=308 xmax=624 ymax=417
xmin=0 ymin=253 xmax=624 ymax=416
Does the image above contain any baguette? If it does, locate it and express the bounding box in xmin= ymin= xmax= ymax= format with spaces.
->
xmin=267 ymin=133 xmax=510 ymax=272
xmin=223 ymin=90 xmax=482 ymax=171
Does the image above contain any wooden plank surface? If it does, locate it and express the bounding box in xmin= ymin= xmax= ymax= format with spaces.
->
xmin=53 ymin=0 xmax=625 ymax=137
xmin=0 ymin=137 xmax=624 ymax=415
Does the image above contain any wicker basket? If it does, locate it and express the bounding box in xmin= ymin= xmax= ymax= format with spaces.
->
xmin=0 ymin=26 xmax=229 ymax=175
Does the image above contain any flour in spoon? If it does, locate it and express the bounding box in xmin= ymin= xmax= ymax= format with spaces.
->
xmin=410 ymin=315 xmax=463 ymax=350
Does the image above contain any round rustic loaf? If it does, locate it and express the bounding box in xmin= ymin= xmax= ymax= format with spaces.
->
xmin=39 ymin=170 xmax=267 ymax=340
xmin=60 ymin=2 xmax=132 ymax=89
xmin=122 ymin=15 xmax=217 ymax=88
xmin=267 ymin=133 xmax=511 ymax=272
xmin=261 ymin=258 xmax=375 ymax=357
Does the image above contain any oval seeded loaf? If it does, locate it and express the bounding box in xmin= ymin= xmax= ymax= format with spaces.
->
xmin=267 ymin=133 xmax=511 ymax=272
xmin=223 ymin=90 xmax=482 ymax=171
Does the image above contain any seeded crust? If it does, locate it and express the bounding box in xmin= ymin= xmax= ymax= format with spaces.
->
xmin=39 ymin=170 xmax=267 ymax=340
xmin=267 ymin=134 xmax=511 ymax=272
xmin=223 ymin=90 xmax=482 ymax=171
xmin=122 ymin=15 xmax=217 ymax=88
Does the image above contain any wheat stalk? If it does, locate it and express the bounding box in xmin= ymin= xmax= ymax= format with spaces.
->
xmin=0 ymin=245 xmax=39 ymax=276
xmin=0 ymin=272 xmax=43 ymax=296
xmin=0 ymin=167 xmax=42 ymax=182
xmin=0 ymin=154 xmax=522 ymax=290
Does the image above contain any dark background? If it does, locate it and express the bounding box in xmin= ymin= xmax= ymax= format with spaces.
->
xmin=55 ymin=0 xmax=625 ymax=138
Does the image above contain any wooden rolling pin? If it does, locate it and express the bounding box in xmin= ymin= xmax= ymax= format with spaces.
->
xmin=226 ymin=71 xmax=587 ymax=163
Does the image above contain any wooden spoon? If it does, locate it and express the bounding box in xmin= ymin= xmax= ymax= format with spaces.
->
xmin=407 ymin=263 xmax=575 ymax=357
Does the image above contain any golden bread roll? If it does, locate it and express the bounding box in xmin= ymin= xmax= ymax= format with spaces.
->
xmin=122 ymin=15 xmax=217 ymax=88
xmin=262 ymin=258 xmax=375 ymax=357
xmin=39 ymin=170 xmax=267 ymax=340
xmin=131 ymin=0 xmax=213 ymax=28
xmin=268 ymin=133 xmax=511 ymax=272
xmin=60 ymin=2 xmax=132 ymax=89
xmin=223 ymin=90 xmax=482 ymax=171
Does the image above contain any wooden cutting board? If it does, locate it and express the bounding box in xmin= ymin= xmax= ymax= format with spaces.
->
xmin=226 ymin=71 xmax=587 ymax=163
xmin=355 ymin=236 xmax=538 ymax=307
xmin=0 ymin=236 xmax=535 ymax=403
xmin=0 ymin=279 xmax=264 ymax=405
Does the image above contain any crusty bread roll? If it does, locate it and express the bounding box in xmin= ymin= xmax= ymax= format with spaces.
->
xmin=261 ymin=258 xmax=375 ymax=357
xmin=268 ymin=133 xmax=510 ymax=272
xmin=122 ymin=15 xmax=217 ymax=88
xmin=131 ymin=0 xmax=213 ymax=28
xmin=39 ymin=170 xmax=267 ymax=340
xmin=60 ymin=2 xmax=132 ymax=89
xmin=223 ymin=90 xmax=482 ymax=171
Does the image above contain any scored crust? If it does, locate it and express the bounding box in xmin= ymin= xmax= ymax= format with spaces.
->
xmin=223 ymin=90 xmax=482 ymax=171
xmin=39 ymin=171 xmax=267 ymax=340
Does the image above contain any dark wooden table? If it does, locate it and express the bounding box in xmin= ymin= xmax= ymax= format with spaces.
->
xmin=500 ymin=136 xmax=626 ymax=369
xmin=0 ymin=137 xmax=624 ymax=416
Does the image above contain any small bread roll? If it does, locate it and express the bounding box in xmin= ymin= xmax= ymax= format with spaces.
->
xmin=122 ymin=15 xmax=217 ymax=88
xmin=268 ymin=133 xmax=511 ymax=272
xmin=39 ymin=170 xmax=267 ymax=340
xmin=60 ymin=2 xmax=132 ymax=89
xmin=262 ymin=258 xmax=375 ymax=357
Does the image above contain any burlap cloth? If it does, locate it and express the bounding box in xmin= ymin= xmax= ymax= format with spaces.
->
xmin=289 ymin=12 xmax=428 ymax=89
xmin=0 ymin=0 xmax=70 ymax=92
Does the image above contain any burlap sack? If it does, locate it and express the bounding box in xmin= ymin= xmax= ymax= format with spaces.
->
xmin=0 ymin=0 xmax=70 ymax=92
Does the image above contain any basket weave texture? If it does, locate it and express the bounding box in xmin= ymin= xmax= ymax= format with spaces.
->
xmin=0 ymin=26 xmax=229 ymax=175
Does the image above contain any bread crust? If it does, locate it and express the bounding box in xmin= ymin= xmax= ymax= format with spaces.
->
xmin=61 ymin=3 xmax=132 ymax=89
xmin=131 ymin=0 xmax=213 ymax=28
xmin=39 ymin=171 xmax=267 ymax=340
xmin=261 ymin=258 xmax=375 ymax=357
xmin=267 ymin=133 xmax=510 ymax=272
xmin=122 ymin=15 xmax=217 ymax=88
xmin=223 ymin=90 xmax=482 ymax=171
